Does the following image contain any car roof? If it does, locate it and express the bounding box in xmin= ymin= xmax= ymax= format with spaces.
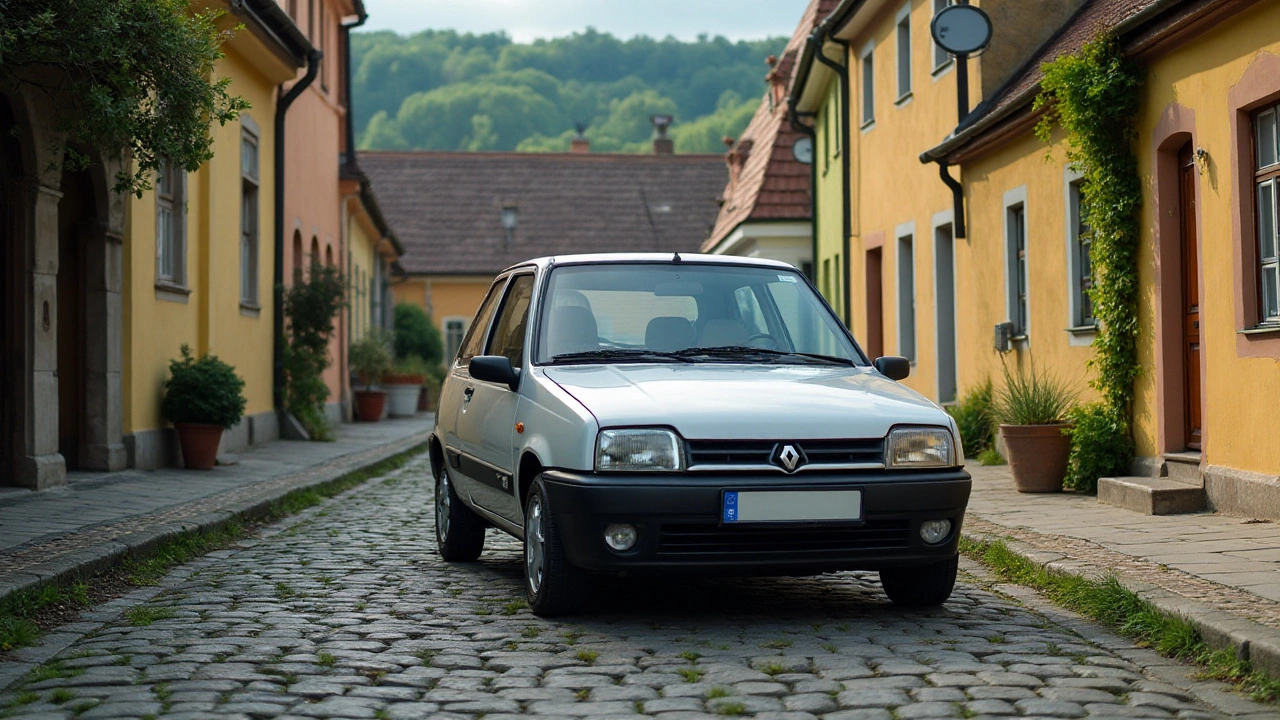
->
xmin=499 ymin=253 xmax=798 ymax=275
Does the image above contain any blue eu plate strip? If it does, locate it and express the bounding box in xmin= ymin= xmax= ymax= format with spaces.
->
xmin=722 ymin=491 xmax=739 ymax=523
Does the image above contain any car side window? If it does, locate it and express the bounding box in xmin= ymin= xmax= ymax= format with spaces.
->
xmin=486 ymin=275 xmax=535 ymax=368
xmin=457 ymin=277 xmax=508 ymax=365
xmin=733 ymin=286 xmax=769 ymax=337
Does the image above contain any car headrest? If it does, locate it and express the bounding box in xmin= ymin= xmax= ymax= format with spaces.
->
xmin=645 ymin=316 xmax=696 ymax=352
xmin=546 ymin=305 xmax=598 ymax=357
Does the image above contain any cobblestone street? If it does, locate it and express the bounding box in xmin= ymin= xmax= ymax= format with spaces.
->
xmin=1 ymin=454 xmax=1273 ymax=719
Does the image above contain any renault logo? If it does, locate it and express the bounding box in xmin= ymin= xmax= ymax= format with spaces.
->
xmin=774 ymin=443 xmax=805 ymax=473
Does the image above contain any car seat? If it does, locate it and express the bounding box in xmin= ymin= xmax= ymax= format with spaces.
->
xmin=644 ymin=316 xmax=696 ymax=352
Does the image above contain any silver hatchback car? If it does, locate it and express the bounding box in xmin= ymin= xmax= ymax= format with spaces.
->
xmin=431 ymin=253 xmax=970 ymax=616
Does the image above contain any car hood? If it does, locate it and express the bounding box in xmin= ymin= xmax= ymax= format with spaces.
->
xmin=541 ymin=364 xmax=949 ymax=440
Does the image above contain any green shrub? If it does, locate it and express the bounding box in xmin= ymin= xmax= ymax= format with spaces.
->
xmin=947 ymin=379 xmax=994 ymax=458
xmin=991 ymin=358 xmax=1077 ymax=426
xmin=394 ymin=303 xmax=443 ymax=365
xmin=978 ymin=448 xmax=1007 ymax=466
xmin=161 ymin=345 xmax=246 ymax=428
xmin=1065 ymin=402 xmax=1133 ymax=492
xmin=350 ymin=328 xmax=394 ymax=386
xmin=392 ymin=354 xmax=430 ymax=377
xmin=283 ymin=262 xmax=346 ymax=439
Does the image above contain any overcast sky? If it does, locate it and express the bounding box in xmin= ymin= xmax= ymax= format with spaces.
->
xmin=358 ymin=0 xmax=811 ymax=42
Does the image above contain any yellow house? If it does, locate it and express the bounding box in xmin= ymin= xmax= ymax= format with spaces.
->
xmin=341 ymin=167 xmax=404 ymax=352
xmin=122 ymin=1 xmax=312 ymax=467
xmin=921 ymin=0 xmax=1280 ymax=513
xmin=790 ymin=0 xmax=1087 ymax=403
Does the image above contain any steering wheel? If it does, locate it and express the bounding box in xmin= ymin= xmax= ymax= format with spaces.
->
xmin=746 ymin=333 xmax=779 ymax=350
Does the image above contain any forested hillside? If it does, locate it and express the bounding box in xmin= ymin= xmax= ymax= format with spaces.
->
xmin=351 ymin=29 xmax=785 ymax=154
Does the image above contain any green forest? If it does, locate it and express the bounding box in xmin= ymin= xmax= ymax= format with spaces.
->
xmin=350 ymin=29 xmax=786 ymax=154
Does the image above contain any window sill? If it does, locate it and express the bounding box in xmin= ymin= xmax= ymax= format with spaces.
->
xmin=895 ymin=92 xmax=913 ymax=107
xmin=155 ymin=283 xmax=191 ymax=304
xmin=1066 ymin=324 xmax=1097 ymax=336
xmin=240 ymin=301 xmax=262 ymax=318
xmin=931 ymin=59 xmax=954 ymax=78
xmin=1238 ymin=323 xmax=1280 ymax=337
xmin=860 ymin=119 xmax=876 ymax=133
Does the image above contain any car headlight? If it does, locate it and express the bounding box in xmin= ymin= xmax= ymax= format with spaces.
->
xmin=595 ymin=428 xmax=683 ymax=472
xmin=886 ymin=427 xmax=956 ymax=468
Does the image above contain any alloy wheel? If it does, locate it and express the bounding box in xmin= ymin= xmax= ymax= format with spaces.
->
xmin=436 ymin=467 xmax=451 ymax=542
xmin=525 ymin=495 xmax=545 ymax=594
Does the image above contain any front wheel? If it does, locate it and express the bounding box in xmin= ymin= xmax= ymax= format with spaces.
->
xmin=879 ymin=555 xmax=958 ymax=607
xmin=524 ymin=480 xmax=585 ymax=616
xmin=435 ymin=465 xmax=485 ymax=561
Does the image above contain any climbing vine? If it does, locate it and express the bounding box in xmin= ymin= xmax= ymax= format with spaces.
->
xmin=1033 ymin=35 xmax=1143 ymax=489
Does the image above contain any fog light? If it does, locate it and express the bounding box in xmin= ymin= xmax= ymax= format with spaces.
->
xmin=919 ymin=519 xmax=952 ymax=545
xmin=604 ymin=524 xmax=638 ymax=552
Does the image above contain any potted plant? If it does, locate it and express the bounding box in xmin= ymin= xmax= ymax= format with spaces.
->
xmin=384 ymin=354 xmax=429 ymax=418
xmin=161 ymin=345 xmax=247 ymax=470
xmin=991 ymin=359 xmax=1077 ymax=493
xmin=349 ymin=329 xmax=393 ymax=422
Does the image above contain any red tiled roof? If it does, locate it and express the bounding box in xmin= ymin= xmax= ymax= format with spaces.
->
xmin=703 ymin=0 xmax=839 ymax=251
xmin=360 ymin=151 xmax=727 ymax=275
xmin=923 ymin=0 xmax=1161 ymax=162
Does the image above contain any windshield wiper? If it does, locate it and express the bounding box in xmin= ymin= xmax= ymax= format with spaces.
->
xmin=550 ymin=349 xmax=695 ymax=364
xmin=672 ymin=346 xmax=857 ymax=366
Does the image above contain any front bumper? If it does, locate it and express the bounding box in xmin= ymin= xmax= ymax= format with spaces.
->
xmin=540 ymin=468 xmax=971 ymax=575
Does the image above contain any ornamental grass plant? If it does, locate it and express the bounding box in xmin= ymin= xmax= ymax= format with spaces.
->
xmin=991 ymin=358 xmax=1077 ymax=427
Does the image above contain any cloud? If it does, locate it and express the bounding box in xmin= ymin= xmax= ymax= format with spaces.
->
xmin=359 ymin=0 xmax=810 ymax=42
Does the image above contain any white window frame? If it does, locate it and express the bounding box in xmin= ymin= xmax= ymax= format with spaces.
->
xmin=895 ymin=2 xmax=913 ymax=104
xmin=1003 ymin=186 xmax=1030 ymax=341
xmin=931 ymin=0 xmax=955 ymax=75
xmin=932 ymin=209 xmax=958 ymax=404
xmin=1064 ymin=168 xmax=1097 ymax=344
xmin=155 ymin=160 xmax=187 ymax=292
xmin=444 ymin=316 xmax=469 ymax=363
xmin=896 ymin=221 xmax=916 ymax=363
xmin=1255 ymin=104 xmax=1280 ymax=324
xmin=240 ymin=117 xmax=261 ymax=311
xmin=860 ymin=41 xmax=876 ymax=130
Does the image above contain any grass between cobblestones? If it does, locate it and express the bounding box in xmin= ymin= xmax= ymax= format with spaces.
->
xmin=0 ymin=443 xmax=426 ymax=656
xmin=961 ymin=535 xmax=1280 ymax=703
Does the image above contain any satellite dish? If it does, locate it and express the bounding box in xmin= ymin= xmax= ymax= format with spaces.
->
xmin=792 ymin=136 xmax=813 ymax=165
xmin=930 ymin=4 xmax=992 ymax=56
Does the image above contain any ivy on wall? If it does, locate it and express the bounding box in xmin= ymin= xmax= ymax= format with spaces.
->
xmin=1033 ymin=36 xmax=1143 ymax=490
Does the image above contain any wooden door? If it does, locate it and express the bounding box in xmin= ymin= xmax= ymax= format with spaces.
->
xmin=1179 ymin=144 xmax=1201 ymax=450
xmin=865 ymin=248 xmax=884 ymax=358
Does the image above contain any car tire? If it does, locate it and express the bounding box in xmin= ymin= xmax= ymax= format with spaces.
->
xmin=523 ymin=479 xmax=584 ymax=617
xmin=879 ymin=555 xmax=958 ymax=607
xmin=435 ymin=464 xmax=485 ymax=561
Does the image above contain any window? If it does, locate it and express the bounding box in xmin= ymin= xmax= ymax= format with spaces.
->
xmin=861 ymin=43 xmax=875 ymax=127
xmin=896 ymin=4 xmax=912 ymax=100
xmin=240 ymin=127 xmax=260 ymax=307
xmin=897 ymin=233 xmax=916 ymax=361
xmin=1255 ymin=103 xmax=1280 ymax=323
xmin=1007 ymin=202 xmax=1029 ymax=336
xmin=287 ymin=0 xmax=297 ymax=19
xmin=155 ymin=160 xmax=186 ymax=287
xmin=932 ymin=0 xmax=954 ymax=71
xmin=487 ymin=275 xmax=535 ymax=368
xmin=733 ymin=286 xmax=768 ymax=337
xmin=832 ymin=87 xmax=841 ymax=156
xmin=444 ymin=318 xmax=467 ymax=362
xmin=307 ymin=0 xmax=314 ymax=39
xmin=291 ymin=231 xmax=304 ymax=284
xmin=458 ymin=278 xmax=507 ymax=364
xmin=1068 ymin=180 xmax=1095 ymax=328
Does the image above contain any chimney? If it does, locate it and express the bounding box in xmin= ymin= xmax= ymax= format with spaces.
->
xmin=570 ymin=122 xmax=590 ymax=154
xmin=651 ymin=114 xmax=674 ymax=155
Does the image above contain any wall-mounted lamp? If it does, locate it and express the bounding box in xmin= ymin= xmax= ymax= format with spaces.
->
xmin=1194 ymin=147 xmax=1209 ymax=174
xmin=501 ymin=205 xmax=518 ymax=246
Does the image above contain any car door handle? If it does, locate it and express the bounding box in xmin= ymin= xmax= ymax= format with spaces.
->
xmin=463 ymin=386 xmax=475 ymax=402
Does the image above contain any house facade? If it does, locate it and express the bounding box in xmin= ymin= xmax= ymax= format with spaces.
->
xmin=363 ymin=144 xmax=727 ymax=363
xmin=921 ymin=0 xmax=1280 ymax=511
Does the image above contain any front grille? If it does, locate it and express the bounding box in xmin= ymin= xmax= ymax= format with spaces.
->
xmin=686 ymin=438 xmax=883 ymax=469
xmin=657 ymin=519 xmax=910 ymax=555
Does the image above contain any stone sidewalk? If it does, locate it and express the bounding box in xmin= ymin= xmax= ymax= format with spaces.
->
xmin=0 ymin=416 xmax=433 ymax=605
xmin=966 ymin=463 xmax=1280 ymax=677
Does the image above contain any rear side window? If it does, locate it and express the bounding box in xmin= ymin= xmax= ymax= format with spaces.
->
xmin=486 ymin=275 xmax=535 ymax=367
xmin=457 ymin=277 xmax=507 ymax=365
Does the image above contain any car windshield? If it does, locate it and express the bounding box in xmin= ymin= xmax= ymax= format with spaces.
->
xmin=535 ymin=263 xmax=866 ymax=366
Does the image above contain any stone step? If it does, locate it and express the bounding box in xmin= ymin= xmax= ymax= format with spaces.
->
xmin=1163 ymin=451 xmax=1203 ymax=483
xmin=1098 ymin=476 xmax=1205 ymax=515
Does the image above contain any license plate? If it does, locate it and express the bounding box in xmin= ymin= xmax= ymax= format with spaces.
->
xmin=721 ymin=489 xmax=862 ymax=524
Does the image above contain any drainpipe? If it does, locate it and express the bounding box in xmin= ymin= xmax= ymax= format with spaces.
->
xmin=789 ymin=105 xmax=818 ymax=283
xmin=813 ymin=33 xmax=853 ymax=328
xmin=273 ymin=50 xmax=322 ymax=411
xmin=938 ymin=162 xmax=965 ymax=238
xmin=341 ymin=10 xmax=368 ymax=170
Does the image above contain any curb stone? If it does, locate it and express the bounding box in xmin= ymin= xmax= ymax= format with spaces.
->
xmin=0 ymin=431 xmax=428 ymax=610
xmin=966 ymin=530 xmax=1280 ymax=684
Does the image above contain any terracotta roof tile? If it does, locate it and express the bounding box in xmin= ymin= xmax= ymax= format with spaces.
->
xmin=360 ymin=152 xmax=727 ymax=275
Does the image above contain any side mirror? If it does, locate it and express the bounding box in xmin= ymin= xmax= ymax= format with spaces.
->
xmin=874 ymin=356 xmax=911 ymax=381
xmin=469 ymin=356 xmax=520 ymax=391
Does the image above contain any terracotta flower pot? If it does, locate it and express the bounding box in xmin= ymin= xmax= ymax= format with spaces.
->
xmin=1000 ymin=423 xmax=1071 ymax=493
xmin=417 ymin=386 xmax=431 ymax=412
xmin=175 ymin=422 xmax=223 ymax=470
xmin=354 ymin=389 xmax=387 ymax=422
